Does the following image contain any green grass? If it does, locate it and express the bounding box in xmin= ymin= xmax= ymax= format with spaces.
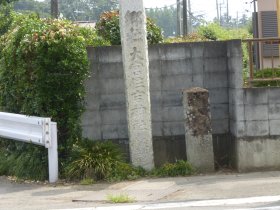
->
xmin=80 ymin=178 xmax=95 ymax=185
xmin=107 ymin=194 xmax=135 ymax=203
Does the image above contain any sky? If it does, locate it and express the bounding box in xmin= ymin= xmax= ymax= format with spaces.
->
xmin=143 ymin=0 xmax=255 ymax=21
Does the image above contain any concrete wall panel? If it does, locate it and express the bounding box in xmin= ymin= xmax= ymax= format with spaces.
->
xmin=83 ymin=40 xmax=243 ymax=166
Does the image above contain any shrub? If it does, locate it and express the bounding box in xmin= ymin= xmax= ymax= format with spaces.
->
xmin=165 ymin=32 xmax=209 ymax=43
xmin=198 ymin=25 xmax=218 ymax=41
xmin=65 ymin=140 xmax=123 ymax=180
xmin=197 ymin=23 xmax=251 ymax=41
xmin=96 ymin=10 xmax=163 ymax=45
xmin=0 ymin=14 xmax=106 ymax=180
xmin=151 ymin=160 xmax=194 ymax=177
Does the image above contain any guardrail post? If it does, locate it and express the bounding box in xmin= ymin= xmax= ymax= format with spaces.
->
xmin=48 ymin=122 xmax=58 ymax=183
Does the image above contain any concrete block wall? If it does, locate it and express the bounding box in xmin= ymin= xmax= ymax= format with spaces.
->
xmin=84 ymin=39 xmax=280 ymax=171
xmin=83 ymin=40 xmax=237 ymax=166
xmin=230 ymin=87 xmax=280 ymax=171
xmin=83 ymin=42 xmax=231 ymax=140
xmin=228 ymin=40 xmax=280 ymax=171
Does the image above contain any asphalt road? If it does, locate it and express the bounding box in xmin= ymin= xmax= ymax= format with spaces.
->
xmin=1 ymin=171 xmax=280 ymax=210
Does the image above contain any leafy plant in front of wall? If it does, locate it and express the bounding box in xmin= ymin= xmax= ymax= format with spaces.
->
xmin=0 ymin=13 xmax=107 ymax=180
xmin=65 ymin=139 xmax=124 ymax=181
xmin=96 ymin=10 xmax=164 ymax=45
xmin=64 ymin=139 xmax=194 ymax=182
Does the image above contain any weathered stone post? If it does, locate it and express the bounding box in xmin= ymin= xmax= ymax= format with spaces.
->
xmin=183 ymin=87 xmax=215 ymax=172
xmin=119 ymin=0 xmax=154 ymax=170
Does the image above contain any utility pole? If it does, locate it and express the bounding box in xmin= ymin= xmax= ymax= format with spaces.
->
xmin=236 ymin=11 xmax=239 ymax=28
xmin=216 ymin=0 xmax=220 ymax=23
xmin=177 ymin=0 xmax=182 ymax=36
xmin=219 ymin=2 xmax=222 ymax=25
xmin=188 ymin=0 xmax=192 ymax=33
xmin=252 ymin=0 xmax=258 ymax=38
xmin=51 ymin=0 xmax=59 ymax=19
xmin=226 ymin=0 xmax=229 ymax=24
xmin=183 ymin=0 xmax=188 ymax=35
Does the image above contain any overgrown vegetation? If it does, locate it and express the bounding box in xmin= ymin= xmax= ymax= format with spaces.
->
xmin=0 ymin=13 xmax=107 ymax=180
xmin=64 ymin=140 xmax=194 ymax=182
xmin=96 ymin=10 xmax=164 ymax=45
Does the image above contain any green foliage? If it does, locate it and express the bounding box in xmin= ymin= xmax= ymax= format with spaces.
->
xmin=95 ymin=10 xmax=120 ymax=45
xmin=65 ymin=140 xmax=123 ymax=180
xmin=96 ymin=10 xmax=163 ymax=45
xmin=0 ymin=4 xmax=14 ymax=36
xmin=0 ymin=14 xmax=106 ymax=180
xmin=151 ymin=160 xmax=194 ymax=177
xmin=198 ymin=25 xmax=218 ymax=41
xmin=0 ymin=140 xmax=48 ymax=180
xmin=253 ymin=68 xmax=280 ymax=87
xmin=146 ymin=17 xmax=164 ymax=44
xmin=197 ymin=23 xmax=251 ymax=41
xmin=0 ymin=0 xmax=17 ymax=5
xmin=165 ymin=32 xmax=209 ymax=43
xmin=65 ymin=139 xmax=194 ymax=182
xmin=76 ymin=26 xmax=110 ymax=46
xmin=107 ymin=194 xmax=135 ymax=203
xmin=13 ymin=0 xmax=118 ymax=21
xmin=80 ymin=178 xmax=95 ymax=185
xmin=166 ymin=23 xmax=252 ymax=44
xmin=108 ymin=162 xmax=146 ymax=182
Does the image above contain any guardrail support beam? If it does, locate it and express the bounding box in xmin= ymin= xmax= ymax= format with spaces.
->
xmin=48 ymin=122 xmax=58 ymax=183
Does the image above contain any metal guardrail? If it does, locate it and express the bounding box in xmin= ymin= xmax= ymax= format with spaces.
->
xmin=0 ymin=112 xmax=58 ymax=183
xmin=243 ymin=37 xmax=280 ymax=87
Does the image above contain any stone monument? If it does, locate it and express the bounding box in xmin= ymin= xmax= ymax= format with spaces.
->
xmin=183 ymin=87 xmax=215 ymax=172
xmin=119 ymin=0 xmax=154 ymax=170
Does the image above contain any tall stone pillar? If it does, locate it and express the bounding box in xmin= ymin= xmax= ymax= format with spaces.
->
xmin=119 ymin=0 xmax=154 ymax=170
xmin=183 ymin=87 xmax=215 ymax=172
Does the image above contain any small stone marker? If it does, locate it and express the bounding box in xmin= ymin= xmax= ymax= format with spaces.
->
xmin=119 ymin=0 xmax=154 ymax=170
xmin=183 ymin=87 xmax=215 ymax=172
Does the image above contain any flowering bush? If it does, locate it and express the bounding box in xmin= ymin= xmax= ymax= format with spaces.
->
xmin=96 ymin=10 xmax=163 ymax=45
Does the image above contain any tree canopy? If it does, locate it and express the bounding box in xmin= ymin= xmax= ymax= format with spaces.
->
xmin=13 ymin=0 xmax=118 ymax=20
xmin=0 ymin=0 xmax=17 ymax=5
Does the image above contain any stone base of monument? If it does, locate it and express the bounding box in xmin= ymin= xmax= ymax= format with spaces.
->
xmin=183 ymin=87 xmax=215 ymax=173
